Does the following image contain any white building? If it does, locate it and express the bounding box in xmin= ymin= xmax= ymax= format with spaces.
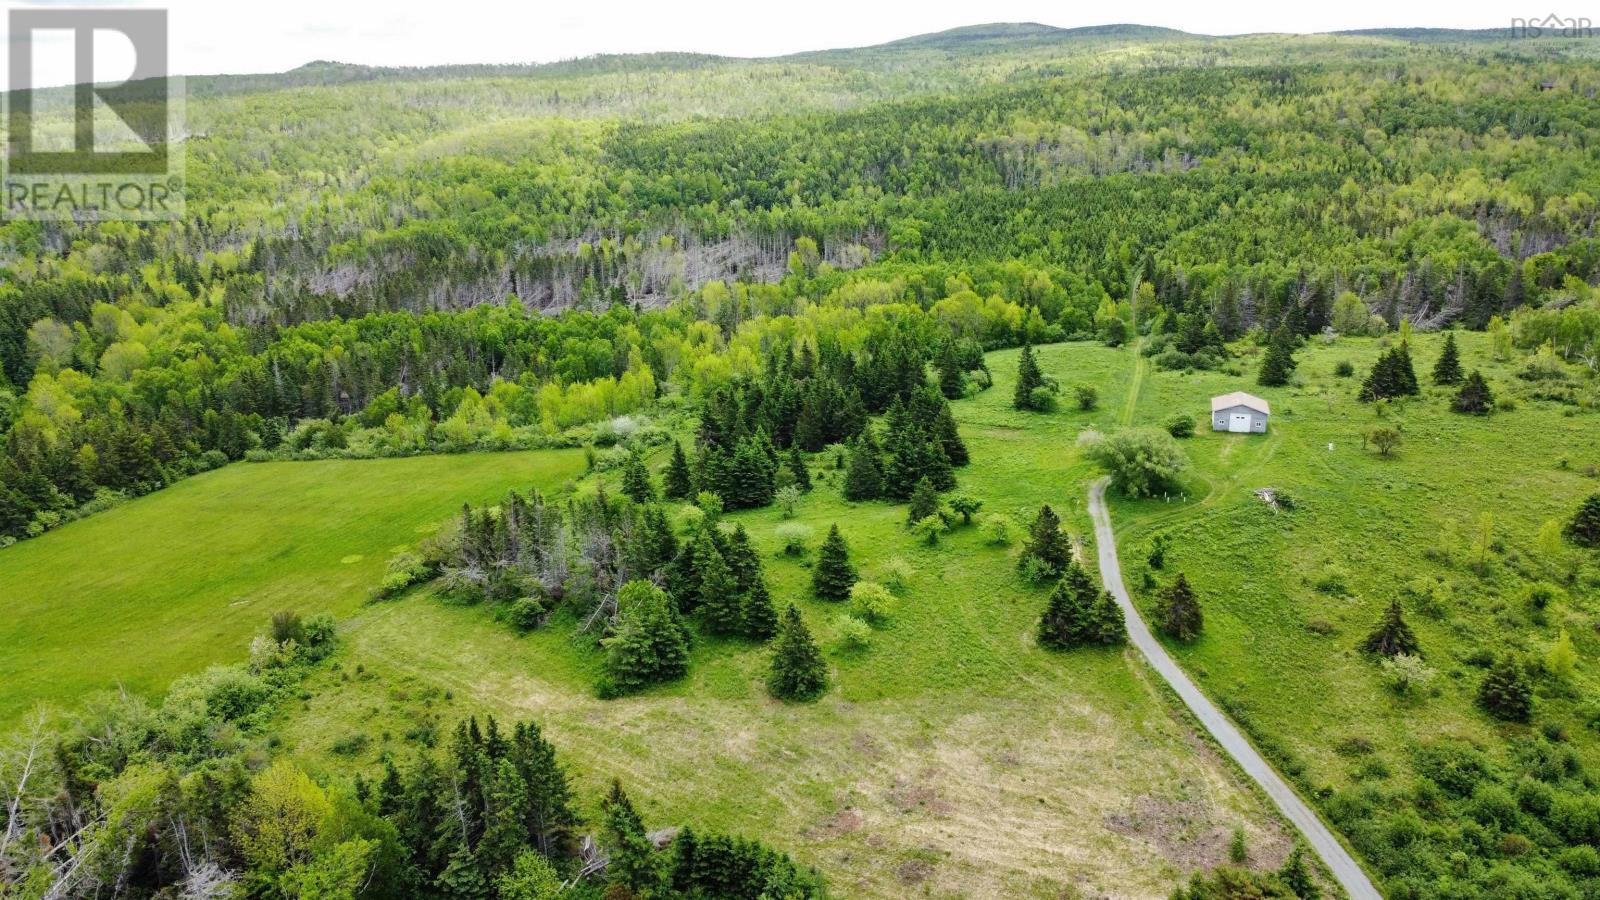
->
xmin=1211 ymin=392 xmax=1269 ymax=433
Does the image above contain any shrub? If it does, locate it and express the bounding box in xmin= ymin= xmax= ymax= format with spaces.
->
xmin=1073 ymin=384 xmax=1099 ymax=411
xmin=848 ymin=582 xmax=896 ymax=625
xmin=775 ymin=485 xmax=804 ymax=519
xmin=504 ymin=597 xmax=546 ymax=632
xmin=981 ymin=513 xmax=1019 ymax=545
xmin=833 ymin=614 xmax=873 ymax=652
xmin=912 ymin=515 xmax=947 ymax=546
xmin=1312 ymin=565 xmax=1350 ymax=595
xmin=774 ymin=522 xmax=813 ymax=556
xmin=1334 ymin=360 xmax=1355 ymax=378
xmin=1380 ymin=654 xmax=1438 ymax=696
xmin=1028 ymin=386 xmax=1059 ymax=412
xmin=1079 ymin=428 xmax=1189 ymax=498
xmin=1165 ymin=414 xmax=1195 ymax=439
xmin=880 ymin=557 xmax=914 ymax=593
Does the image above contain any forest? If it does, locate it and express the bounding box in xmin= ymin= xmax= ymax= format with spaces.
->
xmin=3 ymin=19 xmax=1600 ymax=900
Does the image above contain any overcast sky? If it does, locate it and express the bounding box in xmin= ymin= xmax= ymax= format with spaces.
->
xmin=5 ymin=0 xmax=1555 ymax=89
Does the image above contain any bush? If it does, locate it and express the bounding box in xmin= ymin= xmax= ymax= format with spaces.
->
xmin=982 ymin=513 xmax=1019 ymax=545
xmin=1165 ymin=414 xmax=1195 ymax=439
xmin=775 ymin=484 xmax=804 ymax=518
xmin=848 ymin=582 xmax=896 ymax=625
xmin=880 ymin=557 xmax=914 ymax=593
xmin=833 ymin=614 xmax=873 ymax=651
xmin=1380 ymin=654 xmax=1438 ymax=696
xmin=1028 ymin=386 xmax=1059 ymax=412
xmin=911 ymin=515 xmax=947 ymax=546
xmin=774 ymin=522 xmax=813 ymax=556
xmin=1079 ymin=428 xmax=1189 ymax=498
xmin=504 ymin=597 xmax=546 ymax=632
xmin=1073 ymin=384 xmax=1098 ymax=411
xmin=1334 ymin=360 xmax=1355 ymax=377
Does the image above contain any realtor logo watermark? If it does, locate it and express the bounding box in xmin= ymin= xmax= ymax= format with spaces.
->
xmin=1511 ymin=13 xmax=1595 ymax=37
xmin=3 ymin=8 xmax=184 ymax=221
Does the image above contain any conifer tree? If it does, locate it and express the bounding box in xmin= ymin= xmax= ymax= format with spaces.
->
xmin=620 ymin=452 xmax=655 ymax=504
xmin=1019 ymin=504 xmax=1073 ymax=578
xmin=937 ymin=340 xmax=966 ymax=400
xmin=602 ymin=581 xmax=690 ymax=695
xmin=1257 ymin=325 xmax=1297 ymax=387
xmin=843 ymin=433 xmax=884 ymax=501
xmin=1567 ymin=493 xmax=1600 ymax=547
xmin=1432 ymin=332 xmax=1463 ymax=385
xmin=1478 ymin=654 xmax=1532 ymax=722
xmin=768 ymin=605 xmax=827 ymax=701
xmin=1451 ymin=370 xmax=1494 ymax=414
xmin=741 ymin=579 xmax=779 ymax=641
xmin=907 ymin=477 xmax=940 ymax=526
xmin=1038 ymin=561 xmax=1096 ymax=649
xmin=602 ymin=780 xmax=662 ymax=895
xmin=695 ymin=534 xmax=743 ymax=635
xmin=722 ymin=524 xmax=761 ymax=594
xmin=787 ymin=447 xmax=812 ymax=492
xmin=664 ymin=441 xmax=694 ymax=500
xmin=1278 ymin=845 xmax=1318 ymax=899
xmin=1362 ymin=599 xmax=1419 ymax=658
xmin=1156 ymin=573 xmax=1204 ymax=641
xmin=1013 ymin=342 xmax=1045 ymax=410
xmin=1090 ymin=590 xmax=1126 ymax=645
xmin=509 ymin=721 xmax=577 ymax=858
xmin=932 ymin=402 xmax=969 ymax=467
xmin=812 ymin=524 xmax=857 ymax=601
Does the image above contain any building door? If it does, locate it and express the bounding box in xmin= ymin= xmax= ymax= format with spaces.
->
xmin=1228 ymin=413 xmax=1251 ymax=433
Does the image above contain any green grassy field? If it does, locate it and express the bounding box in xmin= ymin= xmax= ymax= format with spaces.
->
xmin=1108 ymin=332 xmax=1600 ymax=815
xmin=261 ymin=344 xmax=1300 ymax=899
xmin=20 ymin=335 xmax=1587 ymax=896
xmin=0 ymin=449 xmax=586 ymax=727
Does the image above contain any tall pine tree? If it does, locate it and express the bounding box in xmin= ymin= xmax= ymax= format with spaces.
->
xmin=1155 ymin=573 xmax=1204 ymax=641
xmin=812 ymin=524 xmax=857 ymax=600
xmin=664 ymin=441 xmax=693 ymax=500
xmin=1432 ymin=332 xmax=1463 ymax=385
xmin=1013 ymin=342 xmax=1045 ymax=410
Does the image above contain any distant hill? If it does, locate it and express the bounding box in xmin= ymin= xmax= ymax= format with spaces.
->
xmin=874 ymin=22 xmax=1194 ymax=49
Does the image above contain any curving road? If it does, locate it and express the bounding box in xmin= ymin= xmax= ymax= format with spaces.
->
xmin=1088 ymin=478 xmax=1382 ymax=900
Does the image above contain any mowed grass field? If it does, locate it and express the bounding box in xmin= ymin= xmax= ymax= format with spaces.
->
xmin=262 ymin=344 xmax=1301 ymax=899
xmin=0 ymin=449 xmax=585 ymax=727
xmin=1108 ymin=332 xmax=1600 ymax=804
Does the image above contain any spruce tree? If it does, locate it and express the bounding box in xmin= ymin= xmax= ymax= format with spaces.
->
xmin=664 ymin=441 xmax=694 ymax=500
xmin=1278 ymin=845 xmax=1318 ymax=899
xmin=937 ymin=341 xmax=966 ymax=400
xmin=768 ymin=605 xmax=828 ymax=701
xmin=1013 ymin=342 xmax=1045 ymax=410
xmin=695 ymin=535 xmax=743 ymax=635
xmin=907 ymin=477 xmax=940 ymax=526
xmin=602 ymin=581 xmax=690 ymax=694
xmin=509 ymin=721 xmax=577 ymax=858
xmin=1567 ymin=493 xmax=1600 ymax=547
xmin=1362 ymin=599 xmax=1419 ymax=658
xmin=1020 ymin=504 xmax=1073 ymax=578
xmin=1257 ymin=325 xmax=1297 ymax=387
xmin=843 ymin=433 xmax=883 ymax=501
xmin=602 ymin=780 xmax=662 ymax=895
xmin=1452 ymin=370 xmax=1494 ymax=414
xmin=1432 ymin=332 xmax=1463 ymax=385
xmin=1038 ymin=560 xmax=1096 ymax=649
xmin=1478 ymin=654 xmax=1533 ymax=722
xmin=787 ymin=447 xmax=812 ymax=492
xmin=1090 ymin=590 xmax=1126 ymax=645
xmin=741 ymin=579 xmax=779 ymax=640
xmin=932 ymin=402 xmax=970 ymax=467
xmin=812 ymin=525 xmax=858 ymax=601
xmin=1156 ymin=573 xmax=1204 ymax=641
xmin=620 ymin=452 xmax=655 ymax=504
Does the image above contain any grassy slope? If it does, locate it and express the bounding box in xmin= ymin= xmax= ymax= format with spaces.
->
xmin=1109 ymin=333 xmax=1600 ymax=812
xmin=0 ymin=450 xmax=585 ymax=727
xmin=268 ymin=344 xmax=1295 ymax=899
